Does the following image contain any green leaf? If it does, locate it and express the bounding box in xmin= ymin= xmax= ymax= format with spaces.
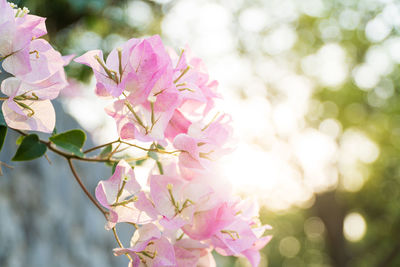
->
xmin=156 ymin=161 xmax=164 ymax=174
xmin=135 ymin=158 xmax=147 ymax=166
xmin=52 ymin=127 xmax=57 ymax=136
xmin=156 ymin=144 xmax=165 ymax=150
xmin=49 ymin=129 xmax=86 ymax=157
xmin=15 ymin=135 xmax=24 ymax=145
xmin=0 ymin=125 xmax=6 ymax=151
xmin=99 ymin=144 xmax=112 ymax=158
xmin=147 ymin=151 xmax=158 ymax=160
xmin=12 ymin=134 xmax=47 ymax=161
xmin=111 ymin=161 xmax=118 ymax=174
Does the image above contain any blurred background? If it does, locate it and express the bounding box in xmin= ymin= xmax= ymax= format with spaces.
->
xmin=2 ymin=0 xmax=400 ymax=266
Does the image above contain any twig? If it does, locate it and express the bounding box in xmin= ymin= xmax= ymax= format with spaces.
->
xmin=67 ymin=158 xmax=107 ymax=218
xmin=0 ymin=161 xmax=13 ymax=176
xmin=113 ymin=227 xmax=133 ymax=261
xmin=107 ymin=142 xmax=122 ymax=159
xmin=83 ymin=139 xmax=120 ymax=154
xmin=13 ymin=129 xmax=119 ymax=163
xmin=119 ymin=140 xmax=181 ymax=155
xmin=44 ymin=153 xmax=52 ymax=165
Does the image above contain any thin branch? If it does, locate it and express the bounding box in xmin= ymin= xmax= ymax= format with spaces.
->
xmin=11 ymin=128 xmax=142 ymax=258
xmin=113 ymin=227 xmax=133 ymax=261
xmin=83 ymin=139 xmax=120 ymax=154
xmin=67 ymin=158 xmax=107 ymax=218
xmin=119 ymin=140 xmax=181 ymax=155
xmin=0 ymin=161 xmax=13 ymax=176
xmin=13 ymin=129 xmax=119 ymax=163
xmin=124 ymin=156 xmax=148 ymax=163
xmin=107 ymin=142 xmax=122 ymax=159
xmin=112 ymin=227 xmax=125 ymax=248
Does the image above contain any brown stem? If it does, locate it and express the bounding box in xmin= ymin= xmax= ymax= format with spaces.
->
xmin=11 ymin=130 xmax=135 ymax=255
xmin=113 ymin=227 xmax=133 ymax=261
xmin=119 ymin=140 xmax=181 ymax=155
xmin=13 ymin=129 xmax=119 ymax=163
xmin=83 ymin=139 xmax=120 ymax=154
xmin=67 ymin=158 xmax=107 ymax=218
xmin=107 ymin=142 xmax=122 ymax=159
xmin=112 ymin=227 xmax=124 ymax=248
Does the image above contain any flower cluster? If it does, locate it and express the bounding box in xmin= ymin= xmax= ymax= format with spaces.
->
xmin=0 ymin=0 xmax=69 ymax=132
xmin=77 ymin=36 xmax=271 ymax=267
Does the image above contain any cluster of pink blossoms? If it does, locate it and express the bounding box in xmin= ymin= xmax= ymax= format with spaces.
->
xmin=0 ymin=0 xmax=70 ymax=132
xmin=76 ymin=35 xmax=271 ymax=267
xmin=0 ymin=1 xmax=271 ymax=264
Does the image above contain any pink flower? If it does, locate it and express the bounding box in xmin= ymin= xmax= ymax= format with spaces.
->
xmin=173 ymin=114 xmax=233 ymax=170
xmin=149 ymin=174 xmax=213 ymax=229
xmin=169 ymin=47 xmax=220 ymax=116
xmin=105 ymin=89 xmax=179 ymax=142
xmin=74 ymin=39 xmax=136 ymax=97
xmin=212 ymin=218 xmax=258 ymax=257
xmin=1 ymin=78 xmax=55 ymax=132
xmin=213 ymin=199 xmax=272 ymax=267
xmin=164 ymin=109 xmax=191 ymax=141
xmin=0 ymin=1 xmax=47 ymax=76
xmin=95 ymin=160 xmax=152 ymax=229
xmin=125 ymin=35 xmax=174 ymax=103
xmin=240 ymin=233 xmax=272 ymax=267
xmin=182 ymin=202 xmax=236 ymax=240
xmin=114 ymin=224 xmax=176 ymax=267
xmin=0 ymin=38 xmax=68 ymax=132
xmin=75 ymin=35 xmax=173 ymax=99
xmin=14 ymin=39 xmax=68 ymax=99
xmin=173 ymin=239 xmax=210 ymax=267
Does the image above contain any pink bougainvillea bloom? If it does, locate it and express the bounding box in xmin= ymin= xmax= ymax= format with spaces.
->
xmin=212 ymin=218 xmax=258 ymax=256
xmin=14 ymin=39 xmax=68 ymax=99
xmin=114 ymin=224 xmax=176 ymax=267
xmin=0 ymin=1 xmax=47 ymax=76
xmin=62 ymin=54 xmax=75 ymax=66
xmin=1 ymin=77 xmax=55 ymax=132
xmin=105 ymin=89 xmax=179 ymax=142
xmin=16 ymin=12 xmax=47 ymax=39
xmin=74 ymin=40 xmax=135 ymax=97
xmin=182 ymin=202 xmax=236 ymax=240
xmin=2 ymin=98 xmax=55 ymax=133
xmin=149 ymin=174 xmax=213 ymax=229
xmin=173 ymin=114 xmax=233 ymax=170
xmin=125 ymin=35 xmax=174 ymax=103
xmin=240 ymin=232 xmax=272 ymax=267
xmin=212 ymin=199 xmax=272 ymax=267
xmin=164 ymin=109 xmax=191 ymax=141
xmin=173 ymin=238 xmax=210 ymax=267
xmin=75 ymin=35 xmax=173 ymax=99
xmin=169 ymin=47 xmax=220 ymax=116
xmin=95 ymin=160 xmax=152 ymax=229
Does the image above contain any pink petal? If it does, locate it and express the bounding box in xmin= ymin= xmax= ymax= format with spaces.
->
xmin=2 ymin=99 xmax=55 ymax=133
